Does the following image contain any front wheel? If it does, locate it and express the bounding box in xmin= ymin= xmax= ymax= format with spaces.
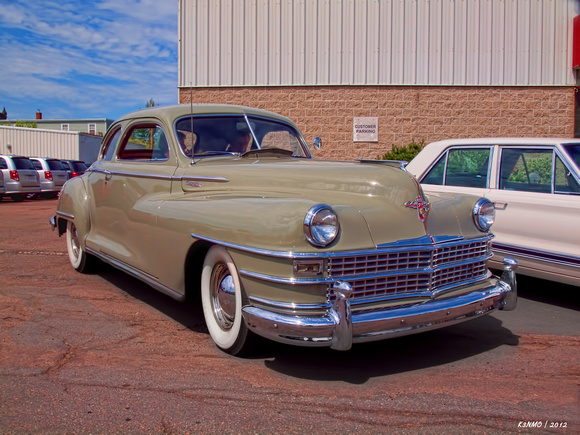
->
xmin=201 ymin=245 xmax=253 ymax=355
xmin=66 ymin=220 xmax=98 ymax=273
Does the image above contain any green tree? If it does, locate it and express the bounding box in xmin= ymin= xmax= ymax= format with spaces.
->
xmin=145 ymin=98 xmax=157 ymax=108
xmin=377 ymin=139 xmax=425 ymax=162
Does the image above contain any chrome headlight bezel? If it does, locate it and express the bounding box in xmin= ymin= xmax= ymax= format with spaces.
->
xmin=473 ymin=198 xmax=495 ymax=232
xmin=304 ymin=204 xmax=340 ymax=247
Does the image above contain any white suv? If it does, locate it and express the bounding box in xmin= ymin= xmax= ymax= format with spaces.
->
xmin=29 ymin=157 xmax=69 ymax=199
xmin=0 ymin=155 xmax=40 ymax=201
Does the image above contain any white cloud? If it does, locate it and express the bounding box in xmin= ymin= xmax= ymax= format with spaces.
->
xmin=0 ymin=0 xmax=178 ymax=120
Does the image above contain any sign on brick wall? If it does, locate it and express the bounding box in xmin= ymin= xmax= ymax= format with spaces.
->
xmin=353 ymin=117 xmax=378 ymax=142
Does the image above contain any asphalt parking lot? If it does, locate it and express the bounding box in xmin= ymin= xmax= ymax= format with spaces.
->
xmin=1 ymin=199 xmax=578 ymax=434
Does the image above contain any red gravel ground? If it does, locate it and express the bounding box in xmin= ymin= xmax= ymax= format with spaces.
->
xmin=0 ymin=199 xmax=578 ymax=434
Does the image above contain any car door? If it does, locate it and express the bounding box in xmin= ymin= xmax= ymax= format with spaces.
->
xmin=87 ymin=121 xmax=176 ymax=276
xmin=486 ymin=146 xmax=580 ymax=281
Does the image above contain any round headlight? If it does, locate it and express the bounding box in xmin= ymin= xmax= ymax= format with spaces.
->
xmin=473 ymin=198 xmax=495 ymax=232
xmin=304 ymin=204 xmax=340 ymax=247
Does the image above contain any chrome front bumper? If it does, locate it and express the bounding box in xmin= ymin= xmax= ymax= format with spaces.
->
xmin=243 ymin=257 xmax=517 ymax=351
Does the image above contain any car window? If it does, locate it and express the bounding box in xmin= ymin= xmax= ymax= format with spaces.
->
xmin=174 ymin=115 xmax=309 ymax=158
xmin=101 ymin=127 xmax=122 ymax=161
xmin=0 ymin=158 xmax=7 ymax=170
xmin=31 ymin=160 xmax=43 ymax=170
xmin=118 ymin=125 xmax=169 ymax=161
xmin=73 ymin=162 xmax=88 ymax=171
xmin=13 ymin=157 xmax=35 ymax=170
xmin=554 ymin=154 xmax=580 ymax=194
xmin=563 ymin=144 xmax=580 ymax=168
xmin=499 ymin=148 xmax=552 ymax=193
xmin=421 ymin=148 xmax=490 ymax=188
xmin=47 ymin=160 xmax=65 ymax=171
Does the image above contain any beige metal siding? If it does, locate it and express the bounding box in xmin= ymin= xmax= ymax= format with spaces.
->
xmin=0 ymin=126 xmax=101 ymax=162
xmin=1 ymin=126 xmax=79 ymax=159
xmin=179 ymin=0 xmax=577 ymax=87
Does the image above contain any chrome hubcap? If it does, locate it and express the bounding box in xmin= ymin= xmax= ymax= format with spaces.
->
xmin=210 ymin=263 xmax=236 ymax=330
xmin=70 ymin=224 xmax=80 ymax=259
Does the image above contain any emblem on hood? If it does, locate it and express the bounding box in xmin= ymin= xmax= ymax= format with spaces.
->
xmin=404 ymin=196 xmax=430 ymax=222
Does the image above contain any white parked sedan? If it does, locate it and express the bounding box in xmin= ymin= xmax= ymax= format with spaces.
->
xmin=406 ymin=138 xmax=580 ymax=286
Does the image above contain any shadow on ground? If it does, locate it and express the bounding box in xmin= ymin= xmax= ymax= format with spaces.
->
xmin=92 ymin=263 xmax=531 ymax=384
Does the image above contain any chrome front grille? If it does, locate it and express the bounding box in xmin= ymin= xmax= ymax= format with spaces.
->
xmin=328 ymin=237 xmax=492 ymax=301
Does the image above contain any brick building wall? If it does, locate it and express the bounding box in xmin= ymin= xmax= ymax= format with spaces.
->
xmin=179 ymin=86 xmax=575 ymax=160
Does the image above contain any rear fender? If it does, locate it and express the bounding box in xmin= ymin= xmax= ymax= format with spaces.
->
xmin=56 ymin=176 xmax=91 ymax=240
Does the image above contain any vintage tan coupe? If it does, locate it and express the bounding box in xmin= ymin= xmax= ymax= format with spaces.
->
xmin=51 ymin=105 xmax=517 ymax=355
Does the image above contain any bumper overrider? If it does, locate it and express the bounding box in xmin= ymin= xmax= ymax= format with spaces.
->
xmin=243 ymin=258 xmax=518 ymax=351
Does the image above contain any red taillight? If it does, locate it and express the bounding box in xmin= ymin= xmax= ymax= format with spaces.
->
xmin=71 ymin=172 xmax=79 ymax=177
xmin=45 ymin=171 xmax=53 ymax=181
xmin=10 ymin=170 xmax=19 ymax=181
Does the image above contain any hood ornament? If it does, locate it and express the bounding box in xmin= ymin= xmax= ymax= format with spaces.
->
xmin=404 ymin=196 xmax=430 ymax=222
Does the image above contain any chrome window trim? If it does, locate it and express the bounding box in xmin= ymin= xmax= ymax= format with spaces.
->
xmin=174 ymin=113 xmax=312 ymax=159
xmin=420 ymin=145 xmax=493 ymax=187
xmin=495 ymin=145 xmax=580 ymax=193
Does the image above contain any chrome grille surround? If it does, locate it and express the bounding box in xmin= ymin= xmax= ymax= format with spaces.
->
xmin=327 ymin=235 xmax=493 ymax=303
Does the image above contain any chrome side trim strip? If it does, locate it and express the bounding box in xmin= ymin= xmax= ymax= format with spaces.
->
xmin=89 ymin=168 xmax=229 ymax=183
xmin=191 ymin=233 xmax=492 ymax=260
xmin=248 ymin=295 xmax=330 ymax=312
xmin=493 ymin=242 xmax=580 ymax=268
xmin=85 ymin=247 xmax=186 ymax=302
xmin=181 ymin=175 xmax=230 ymax=183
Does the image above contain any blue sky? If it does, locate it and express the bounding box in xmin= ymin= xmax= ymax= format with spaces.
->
xmin=0 ymin=0 xmax=178 ymax=121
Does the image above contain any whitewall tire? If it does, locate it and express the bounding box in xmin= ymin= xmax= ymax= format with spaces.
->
xmin=201 ymin=245 xmax=251 ymax=355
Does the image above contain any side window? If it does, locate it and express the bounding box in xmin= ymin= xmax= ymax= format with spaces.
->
xmin=554 ymin=155 xmax=580 ymax=194
xmin=101 ymin=128 xmax=122 ymax=161
xmin=0 ymin=158 xmax=7 ymax=170
xmin=499 ymin=148 xmax=552 ymax=193
xmin=118 ymin=125 xmax=169 ymax=161
xmin=31 ymin=160 xmax=42 ymax=170
xmin=422 ymin=148 xmax=490 ymax=188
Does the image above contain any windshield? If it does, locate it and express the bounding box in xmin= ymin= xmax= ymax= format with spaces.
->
xmin=563 ymin=144 xmax=580 ymax=169
xmin=174 ymin=115 xmax=310 ymax=158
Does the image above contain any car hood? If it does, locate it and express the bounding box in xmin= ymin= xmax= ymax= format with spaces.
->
xmin=175 ymin=157 xmax=484 ymax=249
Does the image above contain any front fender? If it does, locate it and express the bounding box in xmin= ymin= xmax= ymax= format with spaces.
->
xmin=158 ymin=194 xmax=375 ymax=253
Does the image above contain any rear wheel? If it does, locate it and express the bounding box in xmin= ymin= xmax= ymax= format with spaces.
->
xmin=66 ymin=220 xmax=97 ymax=273
xmin=201 ymin=245 xmax=253 ymax=355
xmin=10 ymin=194 xmax=25 ymax=202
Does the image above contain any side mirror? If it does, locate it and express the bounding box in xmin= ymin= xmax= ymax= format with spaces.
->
xmin=309 ymin=137 xmax=322 ymax=150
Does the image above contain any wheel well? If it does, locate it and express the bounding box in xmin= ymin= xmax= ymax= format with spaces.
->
xmin=184 ymin=240 xmax=212 ymax=306
xmin=57 ymin=217 xmax=68 ymax=236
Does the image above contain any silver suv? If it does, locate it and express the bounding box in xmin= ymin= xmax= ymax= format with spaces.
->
xmin=29 ymin=157 xmax=69 ymax=199
xmin=0 ymin=155 xmax=41 ymax=201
